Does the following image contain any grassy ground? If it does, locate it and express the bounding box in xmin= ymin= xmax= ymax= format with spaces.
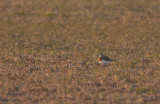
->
xmin=0 ymin=0 xmax=160 ymax=104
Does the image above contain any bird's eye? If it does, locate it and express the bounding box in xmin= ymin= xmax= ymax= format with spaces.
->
xmin=99 ymin=53 xmax=102 ymax=57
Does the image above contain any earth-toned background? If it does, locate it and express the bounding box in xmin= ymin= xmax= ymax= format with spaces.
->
xmin=0 ymin=0 xmax=160 ymax=104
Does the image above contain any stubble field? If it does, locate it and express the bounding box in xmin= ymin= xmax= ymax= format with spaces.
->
xmin=0 ymin=0 xmax=160 ymax=104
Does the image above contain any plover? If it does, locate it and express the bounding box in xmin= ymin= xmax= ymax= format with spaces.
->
xmin=98 ymin=53 xmax=115 ymax=66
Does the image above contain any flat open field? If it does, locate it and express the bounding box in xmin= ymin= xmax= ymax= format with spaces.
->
xmin=0 ymin=0 xmax=160 ymax=104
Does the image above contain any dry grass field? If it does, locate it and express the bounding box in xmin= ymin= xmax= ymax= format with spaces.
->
xmin=0 ymin=0 xmax=160 ymax=104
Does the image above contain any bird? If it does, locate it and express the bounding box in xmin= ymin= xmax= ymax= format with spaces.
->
xmin=98 ymin=53 xmax=115 ymax=66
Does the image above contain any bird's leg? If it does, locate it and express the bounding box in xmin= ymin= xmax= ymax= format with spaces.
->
xmin=101 ymin=63 xmax=104 ymax=67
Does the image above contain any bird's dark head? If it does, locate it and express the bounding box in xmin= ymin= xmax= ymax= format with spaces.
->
xmin=99 ymin=53 xmax=103 ymax=57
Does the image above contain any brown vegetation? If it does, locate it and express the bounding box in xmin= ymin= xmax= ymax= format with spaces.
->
xmin=0 ymin=0 xmax=160 ymax=104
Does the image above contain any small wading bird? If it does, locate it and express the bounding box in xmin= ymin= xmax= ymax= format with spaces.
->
xmin=98 ymin=53 xmax=116 ymax=66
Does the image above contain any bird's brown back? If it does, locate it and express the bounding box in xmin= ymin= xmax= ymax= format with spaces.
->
xmin=101 ymin=56 xmax=112 ymax=61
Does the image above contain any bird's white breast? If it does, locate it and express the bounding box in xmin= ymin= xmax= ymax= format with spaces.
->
xmin=99 ymin=60 xmax=111 ymax=64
